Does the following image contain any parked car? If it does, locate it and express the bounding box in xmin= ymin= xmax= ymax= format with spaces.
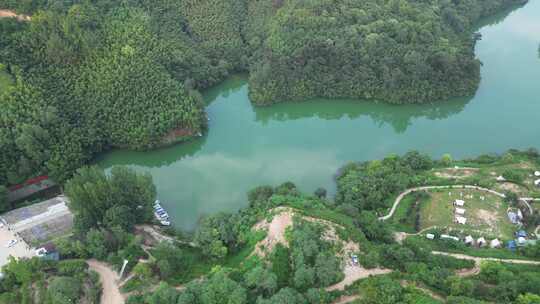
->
xmin=35 ymin=248 xmax=47 ymax=257
xmin=351 ymin=254 xmax=359 ymax=265
xmin=6 ymin=239 xmax=17 ymax=248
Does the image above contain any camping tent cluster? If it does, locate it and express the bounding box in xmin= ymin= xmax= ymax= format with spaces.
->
xmin=427 ymin=233 xmax=502 ymax=248
xmin=507 ymin=230 xmax=538 ymax=250
xmin=453 ymin=199 xmax=467 ymax=225
xmin=507 ymin=209 xmax=523 ymax=225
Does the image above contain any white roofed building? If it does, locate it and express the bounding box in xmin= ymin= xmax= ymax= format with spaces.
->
xmin=490 ymin=239 xmax=502 ymax=248
xmin=454 ymin=199 xmax=465 ymax=207
xmin=455 ymin=216 xmax=467 ymax=225
xmin=464 ymin=235 xmax=474 ymax=245
xmin=477 ymin=237 xmax=486 ymax=247
xmin=441 ymin=234 xmax=459 ymax=241
xmin=455 ymin=208 xmax=466 ymax=215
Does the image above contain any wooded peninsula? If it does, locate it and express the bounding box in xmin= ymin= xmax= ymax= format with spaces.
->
xmin=0 ymin=0 xmax=526 ymax=189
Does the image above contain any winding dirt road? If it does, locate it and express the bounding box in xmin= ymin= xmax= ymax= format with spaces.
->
xmin=332 ymin=295 xmax=360 ymax=304
xmin=87 ymin=260 xmax=124 ymax=304
xmin=432 ymin=251 xmax=540 ymax=278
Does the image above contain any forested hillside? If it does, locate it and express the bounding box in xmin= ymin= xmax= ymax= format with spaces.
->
xmin=248 ymin=0 xmax=525 ymax=105
xmin=0 ymin=0 xmax=524 ymax=187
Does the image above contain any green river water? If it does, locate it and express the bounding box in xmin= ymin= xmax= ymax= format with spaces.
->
xmin=97 ymin=2 xmax=540 ymax=230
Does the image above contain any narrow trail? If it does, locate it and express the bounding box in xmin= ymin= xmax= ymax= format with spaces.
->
xmin=378 ymin=184 xmax=538 ymax=221
xmin=326 ymin=267 xmax=392 ymax=291
xmin=432 ymin=251 xmax=540 ymax=265
xmin=87 ymin=260 xmax=124 ymax=304
xmin=332 ymin=295 xmax=360 ymax=304
xmin=401 ymin=281 xmax=445 ymax=301
xmin=432 ymin=251 xmax=540 ymax=278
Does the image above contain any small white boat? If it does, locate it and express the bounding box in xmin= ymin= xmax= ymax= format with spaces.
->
xmin=153 ymin=200 xmax=171 ymax=224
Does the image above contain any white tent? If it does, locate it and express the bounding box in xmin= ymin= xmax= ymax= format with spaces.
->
xmin=455 ymin=208 xmax=466 ymax=215
xmin=441 ymin=234 xmax=459 ymax=241
xmin=477 ymin=237 xmax=486 ymax=247
xmin=490 ymin=239 xmax=501 ymax=248
xmin=454 ymin=199 xmax=465 ymax=207
xmin=518 ymin=237 xmax=527 ymax=245
xmin=426 ymin=233 xmax=435 ymax=240
xmin=534 ymin=171 xmax=540 ymax=177
xmin=455 ymin=216 xmax=467 ymax=225
xmin=535 ymin=179 xmax=540 ymax=187
xmin=496 ymin=176 xmax=506 ymax=182
xmin=464 ymin=235 xmax=474 ymax=245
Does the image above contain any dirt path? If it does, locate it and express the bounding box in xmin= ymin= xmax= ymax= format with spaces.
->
xmin=401 ymin=280 xmax=445 ymax=301
xmin=431 ymin=251 xmax=540 ymax=278
xmin=135 ymin=224 xmax=195 ymax=247
xmin=332 ymin=295 xmax=360 ymax=304
xmin=87 ymin=260 xmax=124 ymax=304
xmin=432 ymin=251 xmax=540 ymax=265
xmin=0 ymin=9 xmax=30 ymax=21
xmin=377 ymin=184 xmax=535 ymax=221
xmin=326 ymin=266 xmax=392 ymax=291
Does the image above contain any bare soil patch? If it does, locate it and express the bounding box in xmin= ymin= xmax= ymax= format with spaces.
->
xmin=332 ymin=295 xmax=361 ymax=304
xmin=254 ymin=208 xmax=391 ymax=291
xmin=326 ymin=265 xmax=391 ymax=291
xmin=498 ymin=182 xmax=522 ymax=193
xmin=434 ymin=168 xmax=478 ymax=179
xmin=253 ymin=208 xmax=293 ymax=256
xmin=475 ymin=209 xmax=499 ymax=229
xmin=87 ymin=260 xmax=124 ymax=304
xmin=0 ymin=9 xmax=30 ymax=21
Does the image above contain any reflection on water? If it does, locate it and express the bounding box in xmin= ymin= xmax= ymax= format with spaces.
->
xmin=254 ymin=95 xmax=470 ymax=134
xmin=97 ymin=1 xmax=540 ymax=230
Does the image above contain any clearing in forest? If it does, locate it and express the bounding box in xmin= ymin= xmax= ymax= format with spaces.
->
xmin=253 ymin=207 xmax=391 ymax=291
xmin=419 ymin=189 xmax=514 ymax=239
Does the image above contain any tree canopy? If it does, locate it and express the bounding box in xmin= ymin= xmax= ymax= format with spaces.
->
xmin=0 ymin=0 xmax=523 ymax=190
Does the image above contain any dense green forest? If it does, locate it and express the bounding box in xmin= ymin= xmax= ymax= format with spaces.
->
xmin=0 ymin=0 xmax=525 ymax=190
xmin=0 ymin=258 xmax=101 ymax=304
xmin=248 ymin=0 xmax=526 ymax=105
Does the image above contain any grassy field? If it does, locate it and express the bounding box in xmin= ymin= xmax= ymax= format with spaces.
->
xmin=419 ymin=189 xmax=515 ymax=239
xmin=430 ymin=157 xmax=540 ymax=197
xmin=390 ymin=194 xmax=423 ymax=233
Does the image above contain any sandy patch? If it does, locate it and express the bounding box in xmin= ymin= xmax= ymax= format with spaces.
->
xmin=254 ymin=208 xmax=390 ymax=290
xmin=253 ymin=207 xmax=358 ymax=257
xmin=498 ymin=182 xmax=521 ymax=193
xmin=0 ymin=9 xmax=30 ymax=21
xmin=87 ymin=260 xmax=124 ymax=304
xmin=434 ymin=168 xmax=478 ymax=179
xmin=0 ymin=225 xmax=35 ymax=268
xmin=518 ymin=162 xmax=533 ymax=169
xmin=475 ymin=209 xmax=499 ymax=229
xmin=332 ymin=295 xmax=361 ymax=304
xmin=326 ymin=265 xmax=391 ymax=291
xmin=253 ymin=208 xmax=294 ymax=256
